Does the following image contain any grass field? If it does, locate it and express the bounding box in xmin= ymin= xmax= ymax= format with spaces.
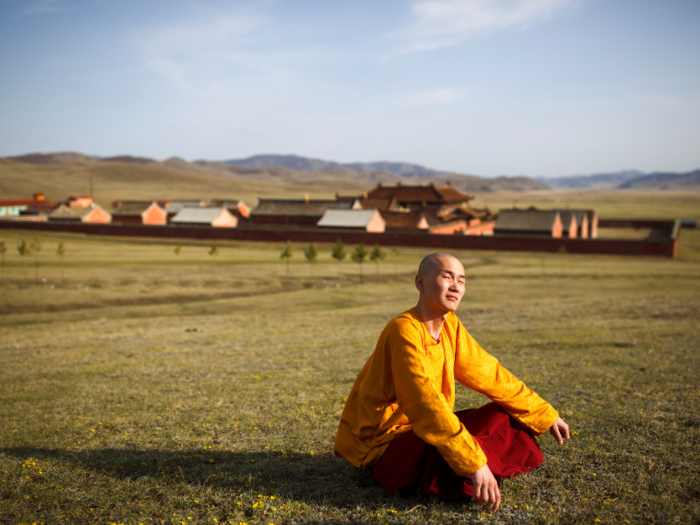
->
xmin=1 ymin=227 xmax=699 ymax=524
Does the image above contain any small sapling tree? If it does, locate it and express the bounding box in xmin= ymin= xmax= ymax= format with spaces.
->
xmin=351 ymin=243 xmax=369 ymax=284
xmin=369 ymin=243 xmax=387 ymax=282
xmin=209 ymin=244 xmax=219 ymax=269
xmin=331 ymin=238 xmax=347 ymax=279
xmin=30 ymin=236 xmax=41 ymax=284
xmin=304 ymin=243 xmax=318 ymax=276
xmin=17 ymin=239 xmax=31 ymax=285
xmin=280 ymin=242 xmax=293 ymax=275
xmin=56 ymin=241 xmax=66 ymax=284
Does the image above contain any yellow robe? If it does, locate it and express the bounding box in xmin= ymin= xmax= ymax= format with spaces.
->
xmin=334 ymin=308 xmax=559 ymax=477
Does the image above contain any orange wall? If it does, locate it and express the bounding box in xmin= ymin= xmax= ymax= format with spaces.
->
xmin=142 ymin=205 xmax=167 ymax=225
xmin=69 ymin=197 xmax=93 ymax=209
xmin=82 ymin=207 xmax=111 ymax=224
xmin=590 ymin=215 xmax=598 ymax=238
xmin=212 ymin=211 xmax=238 ymax=228
xmin=552 ymin=216 xmax=563 ymax=238
xmin=430 ymin=222 xmax=467 ymax=235
xmin=464 ymin=221 xmax=495 ymax=236
xmin=366 ymin=212 xmax=386 ymax=233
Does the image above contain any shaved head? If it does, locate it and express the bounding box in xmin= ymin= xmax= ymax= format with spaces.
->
xmin=418 ymin=253 xmax=460 ymax=277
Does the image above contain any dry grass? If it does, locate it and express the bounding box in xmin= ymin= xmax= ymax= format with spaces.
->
xmin=471 ymin=190 xmax=700 ymax=221
xmin=1 ymin=228 xmax=699 ymax=524
xmin=0 ymin=160 xmax=370 ymax=211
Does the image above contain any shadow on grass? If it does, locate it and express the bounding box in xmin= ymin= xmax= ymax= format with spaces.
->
xmin=1 ymin=446 xmax=440 ymax=510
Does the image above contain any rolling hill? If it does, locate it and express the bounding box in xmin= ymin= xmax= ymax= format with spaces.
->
xmin=618 ymin=170 xmax=700 ymax=190
xmin=539 ymin=171 xmax=645 ymax=189
xmin=220 ymin=154 xmax=446 ymax=178
xmin=540 ymin=169 xmax=700 ymax=190
xmin=1 ymin=152 xmax=551 ymax=205
xmin=0 ymin=157 xmax=370 ymax=209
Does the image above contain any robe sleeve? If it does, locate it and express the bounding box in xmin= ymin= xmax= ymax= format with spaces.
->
xmin=389 ymin=321 xmax=488 ymax=476
xmin=453 ymin=321 xmax=559 ymax=435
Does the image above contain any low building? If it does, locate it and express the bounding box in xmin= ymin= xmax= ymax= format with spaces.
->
xmin=165 ymin=200 xmax=205 ymax=216
xmin=48 ymin=204 xmax=79 ymax=221
xmin=317 ymin=209 xmax=386 ymax=232
xmin=494 ymin=209 xmax=562 ymax=238
xmin=342 ymin=189 xmax=493 ymax=232
xmin=581 ymin=210 xmax=597 ymax=238
xmin=111 ymin=201 xmax=167 ymax=225
xmin=170 ymin=207 xmax=237 ymax=228
xmin=463 ymin=220 xmax=496 ymax=236
xmin=554 ymin=209 xmax=596 ymax=238
xmin=81 ymin=204 xmax=112 ymax=224
xmin=337 ymin=194 xmax=400 ymax=212
xmin=208 ymin=200 xmax=251 ymax=219
xmin=250 ymin=198 xmax=360 ymax=227
xmin=0 ymin=199 xmax=56 ymax=216
xmin=365 ymin=182 xmax=474 ymax=211
xmin=67 ymin=195 xmax=93 ymax=208
xmin=0 ymin=214 xmax=47 ymax=222
xmin=379 ymin=211 xmax=429 ymax=231
xmin=587 ymin=210 xmax=598 ymax=238
xmin=0 ymin=200 xmax=34 ymax=216
xmin=437 ymin=202 xmax=495 ymax=223
xmin=428 ymin=219 xmax=469 ymax=235
xmin=559 ymin=211 xmax=579 ymax=239
xmin=570 ymin=210 xmax=587 ymax=238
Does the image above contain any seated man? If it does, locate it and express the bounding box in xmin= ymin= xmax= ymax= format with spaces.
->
xmin=334 ymin=253 xmax=570 ymax=511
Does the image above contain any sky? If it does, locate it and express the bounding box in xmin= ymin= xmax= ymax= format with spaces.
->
xmin=0 ymin=0 xmax=699 ymax=178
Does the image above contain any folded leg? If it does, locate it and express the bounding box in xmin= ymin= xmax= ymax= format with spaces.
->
xmin=371 ymin=402 xmax=544 ymax=499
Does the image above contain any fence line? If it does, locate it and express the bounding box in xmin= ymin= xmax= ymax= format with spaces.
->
xmin=0 ymin=220 xmax=679 ymax=258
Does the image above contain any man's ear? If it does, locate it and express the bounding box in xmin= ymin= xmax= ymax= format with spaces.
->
xmin=415 ymin=274 xmax=424 ymax=292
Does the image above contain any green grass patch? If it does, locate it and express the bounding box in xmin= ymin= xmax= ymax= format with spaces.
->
xmin=1 ymin=231 xmax=699 ymax=524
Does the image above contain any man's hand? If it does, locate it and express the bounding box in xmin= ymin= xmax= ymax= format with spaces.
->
xmin=549 ymin=417 xmax=570 ymax=445
xmin=471 ymin=463 xmax=500 ymax=511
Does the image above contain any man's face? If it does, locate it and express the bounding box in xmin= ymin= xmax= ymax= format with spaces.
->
xmin=417 ymin=256 xmax=466 ymax=313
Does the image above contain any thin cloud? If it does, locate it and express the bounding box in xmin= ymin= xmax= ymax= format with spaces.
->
xmin=21 ymin=0 xmax=76 ymax=15
xmin=132 ymin=11 xmax=319 ymax=94
xmin=134 ymin=15 xmax=262 ymax=92
xmin=390 ymin=0 xmax=580 ymax=57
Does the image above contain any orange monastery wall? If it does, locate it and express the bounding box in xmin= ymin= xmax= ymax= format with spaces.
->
xmin=552 ymin=216 xmax=563 ymax=238
xmin=142 ymin=204 xmax=167 ymax=225
xmin=81 ymin=206 xmax=112 ymax=224
xmin=366 ymin=211 xmax=386 ymax=233
xmin=211 ymin=210 xmax=238 ymax=228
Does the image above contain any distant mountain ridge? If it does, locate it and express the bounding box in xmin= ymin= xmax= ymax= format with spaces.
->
xmin=539 ymin=171 xmax=645 ymax=189
xmin=4 ymin=151 xmax=550 ymax=193
xmin=619 ymin=169 xmax=700 ymax=189
xmin=222 ymin=154 xmax=445 ymax=178
xmin=9 ymin=152 xmax=698 ymax=191
xmin=540 ymin=169 xmax=700 ymax=189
